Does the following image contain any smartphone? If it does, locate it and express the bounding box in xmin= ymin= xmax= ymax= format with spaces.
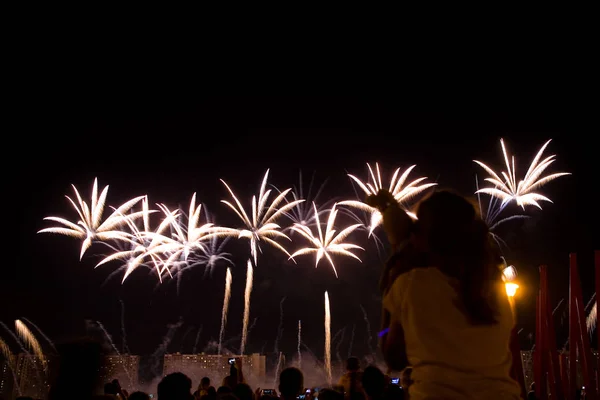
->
xmin=391 ymin=377 xmax=399 ymax=385
xmin=263 ymin=389 xmax=274 ymax=395
xmin=228 ymin=358 xmax=236 ymax=365
xmin=306 ymin=389 xmax=311 ymax=394
xmin=297 ymin=395 xmax=306 ymax=400
xmin=149 ymin=395 xmax=154 ymax=399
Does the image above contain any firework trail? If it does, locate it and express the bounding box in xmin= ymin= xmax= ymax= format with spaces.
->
xmin=289 ymin=203 xmax=364 ymax=278
xmin=474 ymin=139 xmax=570 ymax=209
xmin=15 ymin=320 xmax=46 ymax=367
xmin=297 ymin=320 xmax=302 ymax=368
xmin=95 ymin=321 xmax=121 ymax=356
xmin=273 ymin=297 xmax=286 ymax=355
xmin=179 ymin=326 xmax=195 ymax=353
xmin=586 ymin=294 xmax=597 ymax=334
xmin=236 ymin=317 xmax=259 ymax=354
xmin=273 ymin=352 xmax=284 ymax=388
xmin=0 ymin=322 xmax=31 ymax=357
xmin=359 ymin=304 xmax=375 ymax=358
xmin=0 ymin=337 xmax=20 ymax=396
xmin=151 ymin=318 xmax=184 ymax=376
xmin=240 ymin=260 xmax=254 ymax=355
xmin=339 ymin=163 xmax=435 ymax=235
xmin=335 ymin=327 xmax=347 ymax=367
xmin=218 ymin=268 xmax=233 ymax=355
xmin=192 ymin=325 xmax=203 ymax=354
xmin=220 ymin=169 xmax=304 ymax=265
xmin=276 ymin=170 xmax=335 ymax=234
xmin=22 ymin=317 xmax=56 ymax=354
xmin=347 ymin=323 xmax=356 ymax=358
xmin=324 ymin=291 xmax=332 ymax=385
xmin=119 ymin=300 xmax=130 ymax=354
xmin=2 ymin=321 xmax=45 ymax=391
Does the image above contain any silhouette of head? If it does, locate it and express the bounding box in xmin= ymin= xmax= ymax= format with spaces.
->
xmin=415 ymin=190 xmax=501 ymax=325
xmin=279 ymin=367 xmax=304 ymax=398
xmin=105 ymin=382 xmax=118 ymax=394
xmin=157 ymin=372 xmax=192 ymax=400
xmin=318 ymin=389 xmax=344 ymax=400
xmin=201 ymin=376 xmax=211 ymax=388
xmin=217 ymin=386 xmax=233 ymax=395
xmin=362 ymin=366 xmax=385 ymax=398
xmin=234 ymin=383 xmax=254 ymax=400
xmin=129 ymin=392 xmax=151 ymax=400
xmin=48 ymin=337 xmax=104 ymax=400
xmin=415 ymin=190 xmax=479 ymax=255
xmin=346 ymin=357 xmax=360 ymax=372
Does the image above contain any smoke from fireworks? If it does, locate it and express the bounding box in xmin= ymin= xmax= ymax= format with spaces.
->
xmin=297 ymin=320 xmax=302 ymax=368
xmin=218 ymin=268 xmax=233 ymax=355
xmin=474 ymin=139 xmax=570 ymax=209
xmin=240 ymin=260 xmax=254 ymax=354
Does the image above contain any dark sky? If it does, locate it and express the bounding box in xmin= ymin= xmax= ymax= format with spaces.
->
xmin=3 ymin=98 xmax=596 ymax=366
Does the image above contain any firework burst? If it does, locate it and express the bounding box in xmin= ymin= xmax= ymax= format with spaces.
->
xmin=220 ymin=169 xmax=304 ymax=265
xmin=95 ymin=197 xmax=179 ymax=282
xmin=38 ymin=178 xmax=145 ymax=260
xmin=339 ymin=163 xmax=436 ymax=235
xmin=276 ymin=170 xmax=335 ymax=234
xmin=156 ymin=194 xmax=235 ymax=274
xmin=289 ymin=203 xmax=363 ymax=278
xmin=475 ymin=176 xmax=529 ymax=249
xmin=474 ymin=139 xmax=570 ymax=209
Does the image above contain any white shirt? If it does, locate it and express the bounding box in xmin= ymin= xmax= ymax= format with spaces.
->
xmin=383 ymin=267 xmax=521 ymax=399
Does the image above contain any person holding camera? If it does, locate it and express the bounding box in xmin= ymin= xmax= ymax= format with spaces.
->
xmin=371 ymin=189 xmax=521 ymax=399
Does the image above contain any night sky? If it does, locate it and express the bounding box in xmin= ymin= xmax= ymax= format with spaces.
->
xmin=3 ymin=98 xmax=596 ymax=369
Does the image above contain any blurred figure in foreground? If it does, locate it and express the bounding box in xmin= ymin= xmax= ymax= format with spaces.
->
xmin=278 ymin=367 xmax=304 ymax=400
xmin=48 ymin=338 xmax=107 ymax=399
xmin=195 ymin=376 xmax=212 ymax=398
xmin=338 ymin=357 xmax=363 ymax=400
xmin=129 ymin=392 xmax=151 ymax=400
xmin=374 ymin=190 xmax=521 ymax=399
xmin=361 ymin=365 xmax=386 ymax=400
xmin=157 ymin=372 xmax=193 ymax=400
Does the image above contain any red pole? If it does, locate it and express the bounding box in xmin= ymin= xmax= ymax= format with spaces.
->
xmin=544 ymin=267 xmax=562 ymax=398
xmin=534 ymin=293 xmax=543 ymax=399
xmin=596 ymin=250 xmax=600 ymax=397
xmin=570 ymin=253 xmax=578 ymax=400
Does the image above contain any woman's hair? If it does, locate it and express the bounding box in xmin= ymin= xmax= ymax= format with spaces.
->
xmin=415 ymin=190 xmax=503 ymax=325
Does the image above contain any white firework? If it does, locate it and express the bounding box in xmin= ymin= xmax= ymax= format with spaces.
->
xmin=38 ymin=178 xmax=145 ymax=260
xmin=220 ymin=169 xmax=304 ymax=265
xmin=339 ymin=163 xmax=436 ymax=235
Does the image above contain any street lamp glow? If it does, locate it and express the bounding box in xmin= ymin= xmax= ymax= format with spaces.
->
xmin=505 ymin=282 xmax=519 ymax=297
